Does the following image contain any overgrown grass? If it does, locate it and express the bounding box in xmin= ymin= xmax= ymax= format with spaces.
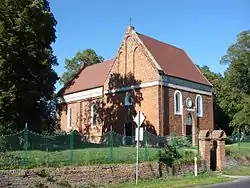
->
xmin=225 ymin=142 xmax=250 ymax=160
xmin=0 ymin=147 xmax=156 ymax=169
xmin=110 ymin=172 xmax=232 ymax=188
xmin=226 ymin=142 xmax=250 ymax=156
xmin=223 ymin=166 xmax=250 ymax=176
xmin=0 ymin=146 xmax=197 ymax=170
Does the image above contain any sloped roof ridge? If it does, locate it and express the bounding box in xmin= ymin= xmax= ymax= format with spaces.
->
xmin=136 ymin=31 xmax=212 ymax=86
xmin=58 ymin=59 xmax=114 ymax=96
xmin=136 ymin=32 xmax=184 ymax=52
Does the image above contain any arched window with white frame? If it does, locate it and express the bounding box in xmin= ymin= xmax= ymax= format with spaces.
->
xmin=174 ymin=90 xmax=182 ymax=115
xmin=195 ymin=95 xmax=203 ymax=117
xmin=90 ymin=104 xmax=97 ymax=127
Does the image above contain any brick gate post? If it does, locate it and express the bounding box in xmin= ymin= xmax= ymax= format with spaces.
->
xmin=211 ymin=130 xmax=227 ymax=171
xmin=198 ymin=130 xmax=211 ymax=170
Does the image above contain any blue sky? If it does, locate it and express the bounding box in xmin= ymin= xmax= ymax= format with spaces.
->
xmin=49 ymin=0 xmax=250 ymax=91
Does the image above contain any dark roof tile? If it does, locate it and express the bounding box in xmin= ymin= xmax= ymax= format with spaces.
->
xmin=137 ymin=32 xmax=212 ymax=86
xmin=60 ymin=59 xmax=113 ymax=95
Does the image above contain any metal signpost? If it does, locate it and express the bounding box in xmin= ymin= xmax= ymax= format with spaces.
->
xmin=133 ymin=111 xmax=145 ymax=186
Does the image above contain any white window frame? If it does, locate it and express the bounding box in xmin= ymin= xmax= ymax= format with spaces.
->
xmin=195 ymin=95 xmax=203 ymax=117
xmin=67 ymin=106 xmax=72 ymax=129
xmin=90 ymin=104 xmax=97 ymax=127
xmin=174 ymin=90 xmax=182 ymax=115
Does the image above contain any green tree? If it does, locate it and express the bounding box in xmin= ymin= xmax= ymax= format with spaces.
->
xmin=0 ymin=0 xmax=58 ymax=134
xmin=221 ymin=30 xmax=250 ymax=94
xmin=219 ymin=30 xmax=250 ymax=133
xmin=230 ymin=95 xmax=250 ymax=134
xmin=60 ymin=49 xmax=104 ymax=85
xmin=197 ymin=65 xmax=231 ymax=133
xmin=197 ymin=65 xmax=223 ymax=97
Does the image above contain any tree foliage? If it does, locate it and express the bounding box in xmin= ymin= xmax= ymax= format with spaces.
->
xmin=230 ymin=95 xmax=250 ymax=134
xmin=219 ymin=30 xmax=250 ymax=133
xmin=0 ymin=0 xmax=58 ymax=134
xmin=198 ymin=30 xmax=250 ymax=134
xmin=197 ymin=65 xmax=223 ymax=97
xmin=60 ymin=49 xmax=104 ymax=85
xmin=197 ymin=65 xmax=231 ymax=133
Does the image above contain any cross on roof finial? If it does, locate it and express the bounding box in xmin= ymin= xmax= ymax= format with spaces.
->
xmin=129 ymin=17 xmax=132 ymax=26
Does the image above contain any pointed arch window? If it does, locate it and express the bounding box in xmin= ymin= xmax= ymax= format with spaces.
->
xmin=195 ymin=95 xmax=203 ymax=117
xmin=90 ymin=104 xmax=97 ymax=127
xmin=186 ymin=113 xmax=192 ymax=126
xmin=174 ymin=90 xmax=182 ymax=115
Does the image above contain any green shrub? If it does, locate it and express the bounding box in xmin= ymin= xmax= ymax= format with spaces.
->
xmin=169 ymin=133 xmax=192 ymax=148
xmin=0 ymin=136 xmax=9 ymax=152
xmin=225 ymin=137 xmax=234 ymax=145
xmin=53 ymin=129 xmax=67 ymax=136
xmin=176 ymin=150 xmax=196 ymax=165
xmin=158 ymin=144 xmax=181 ymax=167
xmin=175 ymin=137 xmax=192 ymax=148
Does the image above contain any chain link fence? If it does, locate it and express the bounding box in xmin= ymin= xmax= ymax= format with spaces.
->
xmin=0 ymin=127 xmax=196 ymax=169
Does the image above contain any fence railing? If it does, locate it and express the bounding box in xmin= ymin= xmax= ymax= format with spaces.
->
xmin=0 ymin=128 xmax=195 ymax=169
xmin=227 ymin=134 xmax=250 ymax=146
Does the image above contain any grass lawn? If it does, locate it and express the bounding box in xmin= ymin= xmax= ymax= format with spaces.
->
xmin=226 ymin=142 xmax=250 ymax=160
xmin=0 ymin=146 xmax=197 ymax=169
xmin=110 ymin=172 xmax=233 ymax=188
xmin=0 ymin=147 xmax=158 ymax=169
xmin=226 ymin=142 xmax=250 ymax=155
xmin=223 ymin=166 xmax=250 ymax=176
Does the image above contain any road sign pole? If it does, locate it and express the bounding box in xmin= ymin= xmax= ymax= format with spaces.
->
xmin=134 ymin=111 xmax=145 ymax=186
xmin=136 ymin=111 xmax=140 ymax=185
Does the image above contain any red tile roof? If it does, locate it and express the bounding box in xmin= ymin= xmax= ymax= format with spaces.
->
xmin=59 ymin=31 xmax=211 ymax=96
xmin=60 ymin=59 xmax=113 ymax=95
xmin=137 ymin=32 xmax=212 ymax=86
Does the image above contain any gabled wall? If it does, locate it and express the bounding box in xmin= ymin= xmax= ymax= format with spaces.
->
xmin=103 ymin=26 xmax=161 ymax=135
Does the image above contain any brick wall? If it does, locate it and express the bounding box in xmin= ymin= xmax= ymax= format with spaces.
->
xmin=58 ymin=98 xmax=103 ymax=137
xmin=103 ymin=27 xmax=159 ymax=91
xmin=103 ymin=86 xmax=160 ymax=135
xmin=102 ymin=27 xmax=161 ymax=135
xmin=166 ymin=87 xmax=214 ymax=136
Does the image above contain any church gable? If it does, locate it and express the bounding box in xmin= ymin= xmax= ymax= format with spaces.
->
xmin=104 ymin=26 xmax=160 ymax=91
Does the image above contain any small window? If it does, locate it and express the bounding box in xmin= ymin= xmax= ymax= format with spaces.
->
xmin=90 ymin=104 xmax=97 ymax=127
xmin=174 ymin=90 xmax=182 ymax=115
xmin=67 ymin=107 xmax=72 ymax=128
xmin=196 ymin=95 xmax=203 ymax=117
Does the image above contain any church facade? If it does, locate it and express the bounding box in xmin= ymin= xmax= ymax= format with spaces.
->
xmin=57 ymin=26 xmax=214 ymax=144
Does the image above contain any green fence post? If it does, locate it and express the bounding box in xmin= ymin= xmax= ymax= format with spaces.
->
xmin=45 ymin=135 xmax=48 ymax=167
xmin=144 ymin=127 xmax=148 ymax=161
xmin=23 ymin=122 xmax=28 ymax=167
xmin=108 ymin=128 xmax=113 ymax=161
xmin=238 ymin=128 xmax=241 ymax=149
xmin=70 ymin=130 xmax=74 ymax=163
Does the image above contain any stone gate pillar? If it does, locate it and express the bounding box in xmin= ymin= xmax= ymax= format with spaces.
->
xmin=198 ymin=130 xmax=211 ymax=169
xmin=211 ymin=130 xmax=227 ymax=171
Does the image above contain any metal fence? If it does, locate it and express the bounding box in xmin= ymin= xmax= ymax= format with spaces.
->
xmin=0 ymin=127 xmax=195 ymax=169
xmin=227 ymin=133 xmax=250 ymax=147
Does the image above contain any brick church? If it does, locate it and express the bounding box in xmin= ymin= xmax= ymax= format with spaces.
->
xmin=57 ymin=26 xmax=214 ymax=144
